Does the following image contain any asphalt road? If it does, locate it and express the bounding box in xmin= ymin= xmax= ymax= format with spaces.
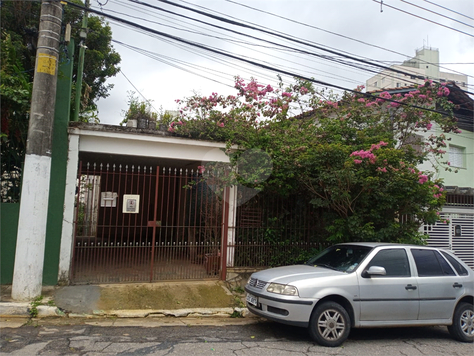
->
xmin=0 ymin=317 xmax=471 ymax=355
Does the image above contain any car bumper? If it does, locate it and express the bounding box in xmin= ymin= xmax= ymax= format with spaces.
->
xmin=245 ymin=286 xmax=315 ymax=327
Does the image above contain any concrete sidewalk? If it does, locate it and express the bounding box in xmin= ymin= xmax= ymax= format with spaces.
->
xmin=0 ymin=281 xmax=252 ymax=320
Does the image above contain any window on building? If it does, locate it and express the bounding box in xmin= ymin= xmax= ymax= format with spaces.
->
xmin=449 ymin=145 xmax=465 ymax=168
xmin=396 ymin=82 xmax=401 ymax=88
xmin=373 ymin=81 xmax=378 ymax=87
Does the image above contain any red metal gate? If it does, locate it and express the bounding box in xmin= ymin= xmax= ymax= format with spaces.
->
xmin=72 ymin=162 xmax=224 ymax=284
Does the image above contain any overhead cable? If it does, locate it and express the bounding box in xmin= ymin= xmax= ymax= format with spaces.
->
xmin=422 ymin=0 xmax=474 ymax=21
xmin=373 ymin=0 xmax=474 ymax=38
xmin=400 ymin=0 xmax=474 ymax=29
xmin=64 ymin=0 xmax=472 ymax=119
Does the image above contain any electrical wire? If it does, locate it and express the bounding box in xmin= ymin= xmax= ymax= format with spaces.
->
xmin=400 ymin=0 xmax=474 ymax=29
xmin=373 ymin=0 xmax=474 ymax=38
xmin=99 ymin=5 xmax=365 ymax=87
xmin=98 ymin=0 xmax=472 ymax=93
xmin=422 ymin=0 xmax=474 ymax=21
xmin=221 ymin=0 xmax=473 ymax=80
xmin=64 ymin=0 xmax=473 ymax=120
xmin=119 ymin=69 xmax=160 ymax=113
xmin=151 ymin=0 xmax=473 ymax=94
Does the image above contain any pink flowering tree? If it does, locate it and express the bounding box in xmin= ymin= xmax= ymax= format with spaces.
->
xmin=169 ymin=77 xmax=458 ymax=244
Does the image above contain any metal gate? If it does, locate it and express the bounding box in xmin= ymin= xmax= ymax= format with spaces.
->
xmin=72 ymin=162 xmax=224 ymax=284
xmin=426 ymin=212 xmax=474 ymax=269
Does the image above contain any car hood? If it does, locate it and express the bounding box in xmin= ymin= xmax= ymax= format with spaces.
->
xmin=251 ymin=264 xmax=343 ymax=284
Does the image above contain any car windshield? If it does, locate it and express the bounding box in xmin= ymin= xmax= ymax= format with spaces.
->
xmin=306 ymin=245 xmax=373 ymax=273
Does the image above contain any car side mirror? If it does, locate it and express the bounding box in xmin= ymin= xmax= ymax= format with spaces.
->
xmin=363 ymin=266 xmax=387 ymax=278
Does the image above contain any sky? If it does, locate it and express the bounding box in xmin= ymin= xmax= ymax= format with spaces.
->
xmin=87 ymin=0 xmax=474 ymax=125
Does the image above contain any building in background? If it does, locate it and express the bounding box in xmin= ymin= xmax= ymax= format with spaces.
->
xmin=366 ymin=47 xmax=468 ymax=92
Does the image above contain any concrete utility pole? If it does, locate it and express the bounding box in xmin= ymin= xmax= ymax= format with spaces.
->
xmin=12 ymin=0 xmax=63 ymax=300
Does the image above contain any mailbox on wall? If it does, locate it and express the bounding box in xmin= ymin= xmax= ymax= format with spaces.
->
xmin=454 ymin=225 xmax=462 ymax=237
xmin=123 ymin=194 xmax=140 ymax=214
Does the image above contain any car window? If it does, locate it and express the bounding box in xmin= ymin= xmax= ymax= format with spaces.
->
xmin=411 ymin=249 xmax=456 ymax=277
xmin=365 ymin=249 xmax=410 ymax=277
xmin=306 ymin=245 xmax=372 ymax=273
xmin=440 ymin=251 xmax=469 ymax=276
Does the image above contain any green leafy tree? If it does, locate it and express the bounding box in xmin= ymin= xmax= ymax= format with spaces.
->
xmin=168 ymin=77 xmax=458 ymax=244
xmin=1 ymin=1 xmax=120 ymax=202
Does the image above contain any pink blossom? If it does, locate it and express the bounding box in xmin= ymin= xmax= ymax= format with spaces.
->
xmin=380 ymin=91 xmax=392 ymax=99
xmin=353 ymin=159 xmax=363 ymax=164
xmin=377 ymin=167 xmax=387 ymax=173
xmin=418 ymin=174 xmax=428 ymax=184
xmin=218 ymin=122 xmax=225 ymax=127
xmin=426 ymin=123 xmax=433 ymax=130
xmin=357 ymin=98 xmax=365 ymax=103
xmin=282 ymin=92 xmax=292 ymax=98
xmin=197 ymin=165 xmax=205 ymax=174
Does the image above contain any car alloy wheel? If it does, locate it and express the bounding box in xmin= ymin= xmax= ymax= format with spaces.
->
xmin=448 ymin=302 xmax=474 ymax=343
xmin=460 ymin=308 xmax=474 ymax=338
xmin=309 ymin=301 xmax=351 ymax=347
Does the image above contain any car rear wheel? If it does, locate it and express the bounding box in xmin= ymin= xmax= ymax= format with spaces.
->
xmin=448 ymin=302 xmax=474 ymax=343
xmin=308 ymin=301 xmax=351 ymax=347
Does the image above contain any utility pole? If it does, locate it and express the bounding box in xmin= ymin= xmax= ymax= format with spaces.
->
xmin=12 ymin=0 xmax=63 ymax=300
xmin=73 ymin=0 xmax=89 ymax=121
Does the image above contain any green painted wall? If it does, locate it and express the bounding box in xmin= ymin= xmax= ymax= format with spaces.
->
xmin=437 ymin=130 xmax=474 ymax=187
xmin=1 ymin=204 xmax=20 ymax=284
xmin=42 ymin=40 xmax=74 ymax=285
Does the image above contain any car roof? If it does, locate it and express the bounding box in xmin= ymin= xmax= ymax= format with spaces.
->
xmin=335 ymin=242 xmax=438 ymax=249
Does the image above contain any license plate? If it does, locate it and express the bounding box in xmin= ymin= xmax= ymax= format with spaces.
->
xmin=246 ymin=293 xmax=258 ymax=306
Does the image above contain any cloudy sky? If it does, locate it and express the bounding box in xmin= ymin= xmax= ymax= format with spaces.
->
xmin=88 ymin=0 xmax=474 ymax=125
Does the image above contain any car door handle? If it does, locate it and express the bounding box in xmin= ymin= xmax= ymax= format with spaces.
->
xmin=453 ymin=283 xmax=463 ymax=288
xmin=405 ymin=284 xmax=417 ymax=290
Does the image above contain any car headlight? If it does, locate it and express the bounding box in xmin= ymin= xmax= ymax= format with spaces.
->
xmin=266 ymin=283 xmax=299 ymax=296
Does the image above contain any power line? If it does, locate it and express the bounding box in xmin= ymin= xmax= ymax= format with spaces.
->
xmin=137 ymin=0 xmax=440 ymax=90
xmin=99 ymin=4 xmax=365 ymax=87
xmin=152 ymin=0 xmax=474 ymax=95
xmin=374 ymin=0 xmax=474 ymax=38
xmin=119 ymin=69 xmax=160 ymax=113
xmin=64 ymin=0 xmax=472 ymax=120
xmin=103 ymin=0 xmax=403 ymax=87
xmin=422 ymin=0 xmax=474 ymax=21
xmin=400 ymin=0 xmax=474 ymax=29
xmin=221 ymin=0 xmax=473 ymax=80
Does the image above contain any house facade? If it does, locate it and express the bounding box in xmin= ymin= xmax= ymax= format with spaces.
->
xmin=368 ymin=83 xmax=474 ymax=268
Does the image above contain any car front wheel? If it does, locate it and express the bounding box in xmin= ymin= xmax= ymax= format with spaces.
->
xmin=308 ymin=301 xmax=351 ymax=347
xmin=448 ymin=302 xmax=474 ymax=343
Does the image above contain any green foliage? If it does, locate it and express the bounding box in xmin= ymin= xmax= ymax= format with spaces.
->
xmin=120 ymin=92 xmax=158 ymax=126
xmin=1 ymin=32 xmax=32 ymax=202
xmin=29 ymin=296 xmax=44 ymax=318
xmin=1 ymin=1 xmax=120 ymax=201
xmin=169 ymin=77 xmax=458 ymax=245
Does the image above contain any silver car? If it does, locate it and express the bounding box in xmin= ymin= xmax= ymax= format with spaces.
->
xmin=245 ymin=243 xmax=474 ymax=347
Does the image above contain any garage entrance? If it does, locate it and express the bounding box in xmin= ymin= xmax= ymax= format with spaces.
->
xmin=71 ymin=161 xmax=225 ymax=284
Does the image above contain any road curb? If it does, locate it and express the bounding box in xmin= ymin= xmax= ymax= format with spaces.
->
xmin=0 ymin=302 xmax=252 ymax=319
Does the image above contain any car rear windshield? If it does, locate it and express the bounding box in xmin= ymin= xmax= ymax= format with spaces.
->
xmin=306 ymin=245 xmax=373 ymax=273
